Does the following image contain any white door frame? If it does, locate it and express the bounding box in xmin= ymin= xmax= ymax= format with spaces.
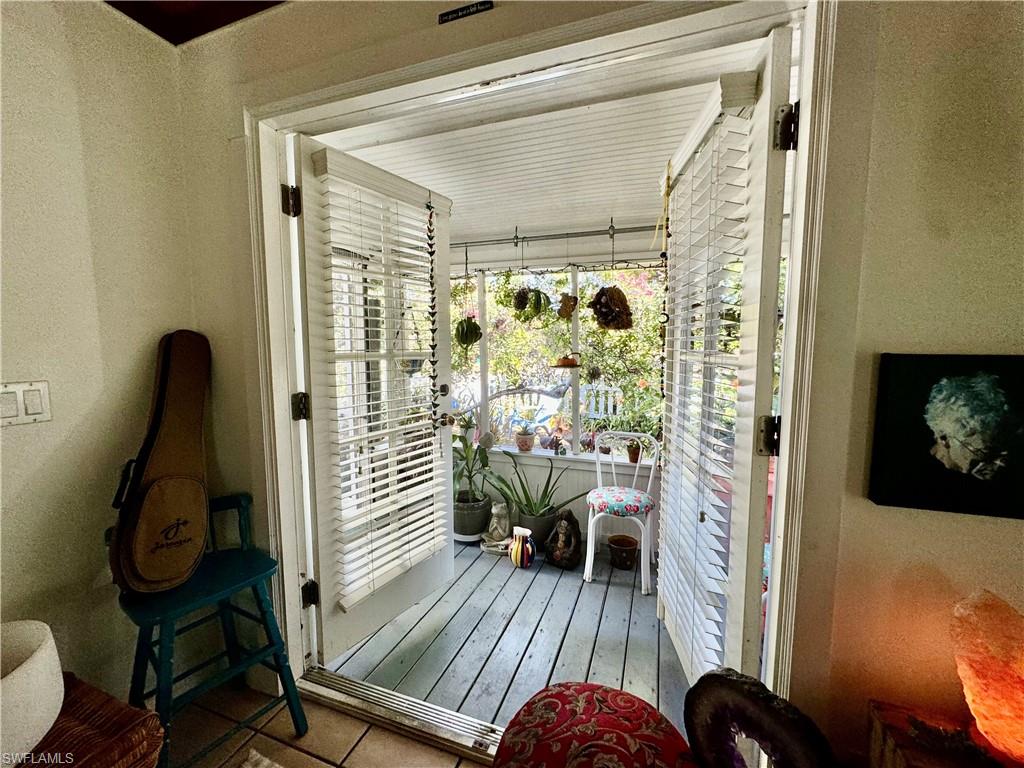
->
xmin=243 ymin=0 xmax=833 ymax=705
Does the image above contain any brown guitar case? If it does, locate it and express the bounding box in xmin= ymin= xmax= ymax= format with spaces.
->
xmin=109 ymin=330 xmax=211 ymax=593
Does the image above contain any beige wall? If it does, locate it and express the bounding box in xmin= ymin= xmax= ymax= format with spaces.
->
xmin=0 ymin=3 xmax=191 ymax=695
xmin=821 ymin=2 xmax=1024 ymax=759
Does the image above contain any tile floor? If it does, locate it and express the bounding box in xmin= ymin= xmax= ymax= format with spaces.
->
xmin=169 ymin=682 xmax=485 ymax=768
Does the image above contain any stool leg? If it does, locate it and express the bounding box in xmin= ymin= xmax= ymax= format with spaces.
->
xmin=218 ymin=598 xmax=242 ymax=670
xmin=129 ymin=624 xmax=154 ymax=708
xmin=155 ymin=619 xmax=175 ymax=768
xmin=253 ymin=582 xmax=308 ymax=737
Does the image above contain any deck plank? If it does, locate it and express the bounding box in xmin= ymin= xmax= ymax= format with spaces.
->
xmin=622 ymin=568 xmax=659 ymax=708
xmin=587 ymin=562 xmax=638 ymax=689
xmin=492 ymin=565 xmax=588 ymax=726
xmin=324 ymin=539 xmax=686 ymax=734
xmin=458 ymin=561 xmax=561 ymax=722
xmin=394 ymin=556 xmax=516 ymax=699
xmin=337 ymin=545 xmax=483 ymax=680
xmin=365 ymin=551 xmax=499 ymax=689
xmin=548 ymin=557 xmax=612 ymax=685
xmin=658 ymin=621 xmax=689 ymax=736
xmin=426 ymin=561 xmax=545 ymax=711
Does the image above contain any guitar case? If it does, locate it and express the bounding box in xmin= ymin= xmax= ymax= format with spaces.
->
xmin=109 ymin=330 xmax=211 ymax=593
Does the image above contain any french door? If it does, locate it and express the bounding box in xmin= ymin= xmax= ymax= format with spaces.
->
xmin=292 ymin=137 xmax=456 ymax=666
xmin=659 ymin=27 xmax=791 ymax=683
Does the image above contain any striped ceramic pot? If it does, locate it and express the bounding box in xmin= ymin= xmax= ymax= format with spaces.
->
xmin=508 ymin=526 xmax=536 ymax=568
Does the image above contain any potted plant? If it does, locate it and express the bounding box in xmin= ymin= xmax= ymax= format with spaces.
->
xmin=514 ymin=423 xmax=536 ymax=452
xmin=484 ymin=452 xmax=589 ymax=547
xmin=452 ymin=416 xmax=495 ymax=541
xmin=616 ymin=384 xmax=662 ymax=462
xmin=626 ymin=438 xmax=643 ymax=464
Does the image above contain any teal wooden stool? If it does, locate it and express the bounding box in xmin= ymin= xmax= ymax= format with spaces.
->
xmin=119 ymin=493 xmax=308 ymax=767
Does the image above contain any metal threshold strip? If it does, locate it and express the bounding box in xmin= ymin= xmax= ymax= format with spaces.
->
xmin=300 ymin=668 xmax=502 ymax=764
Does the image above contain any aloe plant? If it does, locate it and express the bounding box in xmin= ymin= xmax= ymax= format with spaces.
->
xmin=484 ymin=451 xmax=589 ymax=517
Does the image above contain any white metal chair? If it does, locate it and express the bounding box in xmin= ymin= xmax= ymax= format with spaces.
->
xmin=583 ymin=431 xmax=659 ymax=595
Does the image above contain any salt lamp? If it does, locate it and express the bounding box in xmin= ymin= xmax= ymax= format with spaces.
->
xmin=951 ymin=589 xmax=1024 ymax=763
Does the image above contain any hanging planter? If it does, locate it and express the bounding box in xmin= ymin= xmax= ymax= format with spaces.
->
xmin=588 ymin=285 xmax=633 ymax=330
xmin=552 ymin=352 xmax=580 ymax=369
xmin=514 ymin=287 xmax=551 ymax=323
xmin=454 ymin=316 xmax=482 ymax=349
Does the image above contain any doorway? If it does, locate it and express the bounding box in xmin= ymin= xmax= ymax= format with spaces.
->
xmin=249 ymin=2 xmax=813 ymax=759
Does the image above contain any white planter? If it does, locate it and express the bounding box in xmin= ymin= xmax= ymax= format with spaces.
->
xmin=0 ymin=621 xmax=64 ymax=754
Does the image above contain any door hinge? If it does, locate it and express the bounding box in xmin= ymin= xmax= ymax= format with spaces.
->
xmin=291 ymin=392 xmax=310 ymax=421
xmin=281 ymin=184 xmax=302 ymax=217
xmin=756 ymin=414 xmax=782 ymax=457
xmin=773 ymin=101 xmax=799 ymax=151
xmin=300 ymin=579 xmax=320 ymax=608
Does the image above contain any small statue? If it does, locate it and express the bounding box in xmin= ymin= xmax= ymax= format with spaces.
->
xmin=481 ymin=501 xmax=512 ymax=556
xmin=544 ymin=509 xmax=582 ymax=570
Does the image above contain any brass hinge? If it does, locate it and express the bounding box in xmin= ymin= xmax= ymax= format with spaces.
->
xmin=301 ymin=579 xmax=320 ymax=608
xmin=773 ymin=101 xmax=799 ymax=151
xmin=756 ymin=414 xmax=782 ymax=457
xmin=281 ymin=184 xmax=302 ymax=217
xmin=291 ymin=392 xmax=310 ymax=421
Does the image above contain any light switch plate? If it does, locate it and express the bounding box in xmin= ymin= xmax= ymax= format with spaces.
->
xmin=1 ymin=381 xmax=52 ymax=426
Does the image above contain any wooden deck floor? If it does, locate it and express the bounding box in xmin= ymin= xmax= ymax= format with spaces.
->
xmin=328 ymin=544 xmax=689 ymax=732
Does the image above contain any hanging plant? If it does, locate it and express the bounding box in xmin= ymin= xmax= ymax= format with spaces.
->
xmin=586 ymin=365 xmax=603 ymax=384
xmin=455 ymin=316 xmax=482 ymax=349
xmin=515 ymin=288 xmax=551 ymax=323
xmin=588 ymin=285 xmax=633 ymax=330
xmin=513 ymin=286 xmax=531 ymax=312
xmin=557 ymin=293 xmax=579 ymax=320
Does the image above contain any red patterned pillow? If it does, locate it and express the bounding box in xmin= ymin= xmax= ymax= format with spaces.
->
xmin=495 ymin=682 xmax=695 ymax=768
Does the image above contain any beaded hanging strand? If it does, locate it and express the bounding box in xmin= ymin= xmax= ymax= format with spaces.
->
xmin=426 ymin=200 xmax=440 ymax=436
xmin=659 ymin=167 xmax=671 ymax=452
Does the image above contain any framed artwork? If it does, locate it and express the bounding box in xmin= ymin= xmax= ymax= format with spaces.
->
xmin=869 ymin=354 xmax=1024 ymax=519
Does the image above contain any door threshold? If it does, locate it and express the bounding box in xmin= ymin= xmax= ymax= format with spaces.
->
xmin=299 ymin=668 xmax=502 ymax=764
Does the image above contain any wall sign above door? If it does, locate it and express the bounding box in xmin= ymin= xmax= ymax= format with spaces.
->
xmin=439 ymin=1 xmax=494 ymax=25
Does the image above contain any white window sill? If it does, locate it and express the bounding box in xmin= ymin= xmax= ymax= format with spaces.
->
xmin=487 ymin=445 xmax=656 ymax=469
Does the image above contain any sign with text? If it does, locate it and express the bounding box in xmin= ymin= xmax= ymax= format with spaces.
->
xmin=439 ymin=1 xmax=494 ymax=25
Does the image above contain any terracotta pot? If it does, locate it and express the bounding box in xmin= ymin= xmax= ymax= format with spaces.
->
xmin=515 ymin=433 xmax=535 ymax=452
xmin=608 ymin=534 xmax=639 ymax=570
xmin=627 ymin=442 xmax=642 ymax=463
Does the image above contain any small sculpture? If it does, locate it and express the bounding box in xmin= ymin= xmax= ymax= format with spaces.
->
xmin=544 ymin=509 xmax=582 ymax=570
xmin=557 ymin=293 xmax=579 ymax=320
xmin=481 ymin=501 xmax=512 ymax=556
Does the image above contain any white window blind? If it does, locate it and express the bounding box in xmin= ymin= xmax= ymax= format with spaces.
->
xmin=306 ymin=149 xmax=451 ymax=611
xmin=659 ymin=28 xmax=791 ymax=685
xmin=661 ymin=111 xmax=752 ymax=677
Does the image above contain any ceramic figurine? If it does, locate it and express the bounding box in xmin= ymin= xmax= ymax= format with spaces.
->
xmin=544 ymin=509 xmax=582 ymax=570
xmin=508 ymin=526 xmax=536 ymax=568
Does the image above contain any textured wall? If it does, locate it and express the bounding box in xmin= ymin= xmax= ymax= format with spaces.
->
xmin=0 ymin=2 xmax=192 ymax=695
xmin=824 ymin=2 xmax=1024 ymax=759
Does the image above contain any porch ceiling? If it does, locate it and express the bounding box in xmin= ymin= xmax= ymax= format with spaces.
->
xmin=314 ymin=36 xmax=765 ymax=246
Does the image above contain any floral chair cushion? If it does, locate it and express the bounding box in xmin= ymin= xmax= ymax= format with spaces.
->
xmin=494 ymin=681 xmax=694 ymax=768
xmin=587 ymin=486 xmax=656 ymax=518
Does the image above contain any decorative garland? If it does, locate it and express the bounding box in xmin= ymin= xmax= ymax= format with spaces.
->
xmin=426 ymin=202 xmax=440 ymax=435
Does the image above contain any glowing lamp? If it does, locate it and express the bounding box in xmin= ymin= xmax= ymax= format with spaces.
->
xmin=951 ymin=589 xmax=1024 ymax=763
